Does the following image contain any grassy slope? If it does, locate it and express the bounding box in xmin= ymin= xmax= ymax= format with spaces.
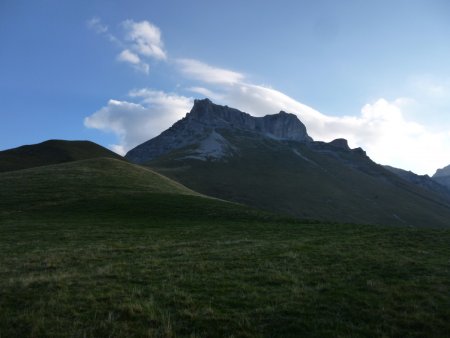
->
xmin=0 ymin=139 xmax=123 ymax=173
xmin=1 ymin=158 xmax=450 ymax=336
xmin=433 ymin=175 xmax=450 ymax=190
xmin=149 ymin=132 xmax=450 ymax=228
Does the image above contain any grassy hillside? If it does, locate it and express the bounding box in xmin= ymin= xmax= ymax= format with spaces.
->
xmin=0 ymin=139 xmax=123 ymax=172
xmin=1 ymin=158 xmax=450 ymax=336
xmin=0 ymin=157 xmax=198 ymax=205
xmin=148 ymin=131 xmax=450 ymax=228
xmin=433 ymin=175 xmax=450 ymax=190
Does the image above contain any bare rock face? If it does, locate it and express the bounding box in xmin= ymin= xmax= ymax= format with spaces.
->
xmin=187 ymin=99 xmax=312 ymax=141
xmin=125 ymin=99 xmax=312 ymax=164
xmin=260 ymin=111 xmax=312 ymax=142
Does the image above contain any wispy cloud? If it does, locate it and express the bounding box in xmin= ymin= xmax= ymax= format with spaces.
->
xmin=117 ymin=49 xmax=149 ymax=74
xmin=122 ymin=20 xmax=167 ymax=60
xmin=87 ymin=17 xmax=120 ymax=44
xmin=88 ymin=17 xmax=166 ymax=74
xmin=177 ymin=58 xmax=244 ymax=84
xmin=87 ymin=17 xmax=108 ymax=34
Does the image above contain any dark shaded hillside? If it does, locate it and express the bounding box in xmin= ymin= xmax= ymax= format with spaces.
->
xmin=384 ymin=164 xmax=450 ymax=199
xmin=124 ymin=99 xmax=450 ymax=228
xmin=148 ymin=129 xmax=450 ymax=228
xmin=0 ymin=157 xmax=201 ymax=213
xmin=0 ymin=139 xmax=123 ymax=172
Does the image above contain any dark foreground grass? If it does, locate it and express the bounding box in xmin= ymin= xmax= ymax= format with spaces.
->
xmin=1 ymin=194 xmax=450 ymax=337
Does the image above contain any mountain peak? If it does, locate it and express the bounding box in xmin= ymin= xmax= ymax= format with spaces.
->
xmin=193 ymin=97 xmax=213 ymax=106
xmin=126 ymin=99 xmax=313 ymax=163
xmin=278 ymin=110 xmax=294 ymax=116
xmin=190 ymin=98 xmax=213 ymax=114
xmin=186 ymin=98 xmax=312 ymax=142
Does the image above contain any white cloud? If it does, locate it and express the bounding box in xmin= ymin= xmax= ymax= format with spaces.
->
xmin=123 ymin=20 xmax=167 ymax=60
xmin=87 ymin=17 xmax=120 ymax=44
xmin=84 ymin=91 xmax=192 ymax=154
xmin=117 ymin=49 xmax=149 ymax=74
xmin=110 ymin=144 xmax=127 ymax=156
xmin=351 ymin=99 xmax=450 ymax=175
xmin=88 ymin=18 xmax=166 ymax=74
xmin=117 ymin=49 xmax=140 ymax=64
xmin=177 ymin=59 xmax=245 ymax=84
xmin=87 ymin=17 xmax=108 ymax=34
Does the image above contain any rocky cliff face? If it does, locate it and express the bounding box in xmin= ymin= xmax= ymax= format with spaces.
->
xmin=126 ymin=98 xmax=312 ymax=163
xmin=187 ymin=99 xmax=312 ymax=142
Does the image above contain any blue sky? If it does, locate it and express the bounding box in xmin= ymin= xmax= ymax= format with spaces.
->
xmin=1 ymin=0 xmax=450 ymax=174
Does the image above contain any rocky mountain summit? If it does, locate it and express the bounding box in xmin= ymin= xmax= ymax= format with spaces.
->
xmin=125 ymin=99 xmax=313 ymax=163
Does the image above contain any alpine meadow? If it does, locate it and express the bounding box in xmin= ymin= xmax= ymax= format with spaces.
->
xmin=2 ymin=1 xmax=450 ymax=337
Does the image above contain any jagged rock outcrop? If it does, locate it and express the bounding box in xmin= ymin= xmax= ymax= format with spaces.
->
xmin=126 ymin=98 xmax=312 ymax=164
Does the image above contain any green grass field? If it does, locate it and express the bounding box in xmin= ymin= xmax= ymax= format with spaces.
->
xmin=1 ymin=158 xmax=450 ymax=337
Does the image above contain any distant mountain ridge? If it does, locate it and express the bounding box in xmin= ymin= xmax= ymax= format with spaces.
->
xmin=126 ymin=99 xmax=450 ymax=228
xmin=384 ymin=165 xmax=450 ymax=198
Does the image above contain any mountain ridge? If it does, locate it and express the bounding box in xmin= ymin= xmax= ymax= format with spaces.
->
xmin=126 ymin=98 xmax=450 ymax=228
xmin=126 ymin=98 xmax=312 ymax=163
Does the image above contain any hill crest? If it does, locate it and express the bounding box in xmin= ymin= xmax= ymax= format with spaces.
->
xmin=0 ymin=139 xmax=123 ymax=172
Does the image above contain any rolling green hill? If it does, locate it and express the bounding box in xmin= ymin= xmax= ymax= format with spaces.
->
xmin=0 ymin=157 xmax=199 ymax=209
xmin=1 ymin=156 xmax=450 ymax=336
xmin=0 ymin=139 xmax=123 ymax=173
